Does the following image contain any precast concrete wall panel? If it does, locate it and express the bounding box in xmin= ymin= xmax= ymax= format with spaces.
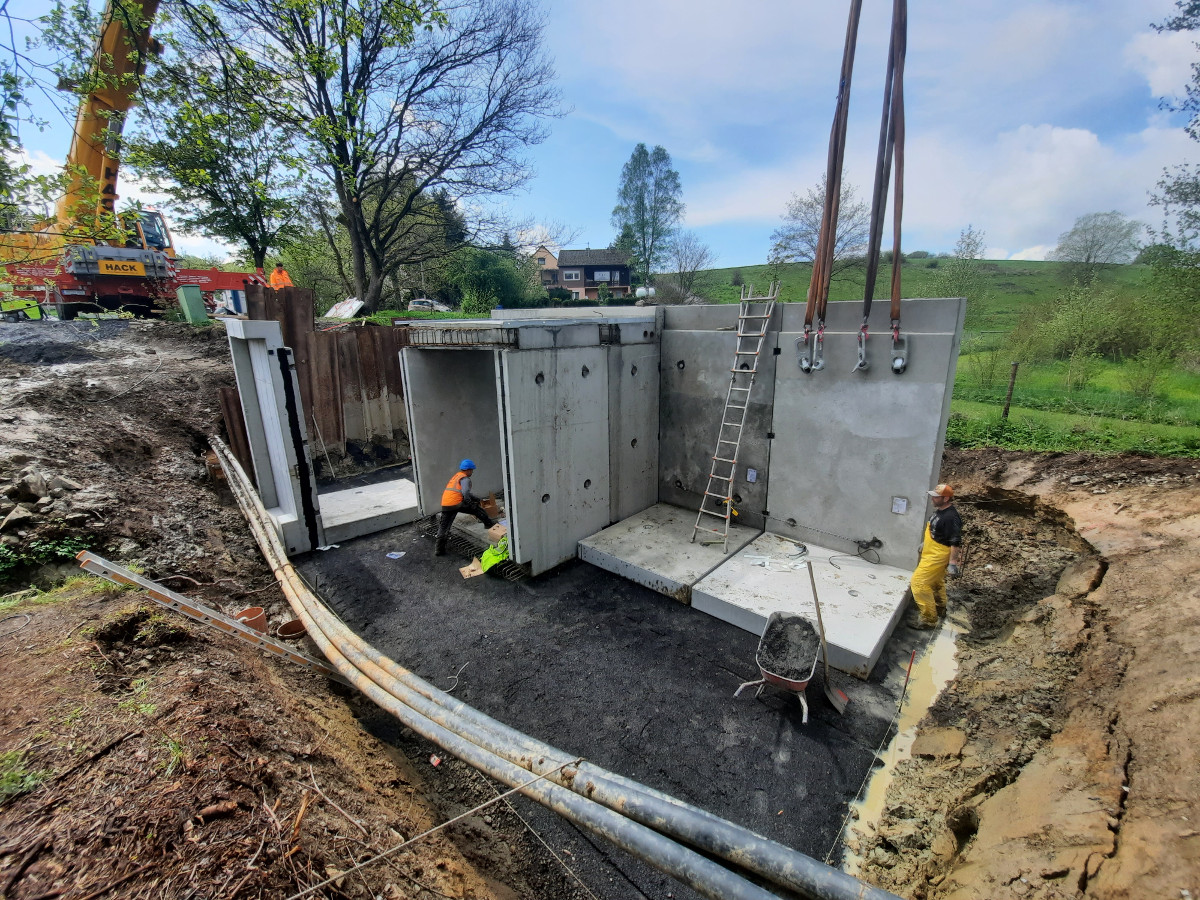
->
xmin=499 ymin=348 xmax=611 ymax=574
xmin=768 ymin=298 xmax=965 ymax=569
xmin=400 ymin=349 xmax=506 ymax=516
xmin=658 ymin=327 xmax=779 ymax=531
xmin=607 ymin=342 xmax=660 ymax=523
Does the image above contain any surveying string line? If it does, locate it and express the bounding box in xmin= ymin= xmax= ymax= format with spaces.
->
xmin=285 ymin=758 xmax=585 ymax=900
xmin=474 ymin=771 xmax=605 ymax=900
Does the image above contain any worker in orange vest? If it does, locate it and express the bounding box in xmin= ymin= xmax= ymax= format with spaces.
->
xmin=435 ymin=459 xmax=495 ymax=556
xmin=269 ymin=261 xmax=294 ymax=289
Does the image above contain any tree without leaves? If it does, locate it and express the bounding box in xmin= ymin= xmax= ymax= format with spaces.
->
xmin=170 ymin=0 xmax=558 ymax=314
xmin=769 ymin=175 xmax=869 ymax=281
xmin=667 ymin=231 xmax=714 ymax=297
xmin=1049 ymin=211 xmax=1142 ymax=282
xmin=931 ymin=225 xmax=990 ymax=321
xmin=611 ymin=143 xmax=684 ymax=286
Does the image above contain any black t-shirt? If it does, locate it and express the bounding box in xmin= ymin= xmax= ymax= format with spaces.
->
xmin=928 ymin=505 xmax=962 ymax=547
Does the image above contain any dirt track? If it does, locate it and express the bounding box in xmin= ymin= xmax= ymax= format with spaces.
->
xmin=1 ymin=320 xmax=1198 ymax=899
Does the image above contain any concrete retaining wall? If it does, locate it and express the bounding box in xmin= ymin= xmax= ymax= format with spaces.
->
xmin=499 ymin=347 xmax=611 ymax=573
xmin=400 ymin=349 xmax=506 ymax=514
xmin=658 ymin=306 xmax=779 ymax=531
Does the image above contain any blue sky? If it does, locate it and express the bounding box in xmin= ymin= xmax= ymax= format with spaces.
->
xmin=11 ymin=0 xmax=1199 ymax=266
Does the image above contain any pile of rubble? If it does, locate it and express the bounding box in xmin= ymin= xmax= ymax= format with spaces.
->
xmin=0 ymin=456 xmax=116 ymax=541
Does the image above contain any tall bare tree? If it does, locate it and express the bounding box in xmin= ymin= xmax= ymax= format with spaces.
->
xmin=769 ymin=175 xmax=870 ymax=280
xmin=168 ymin=0 xmax=558 ymax=313
xmin=667 ymin=231 xmax=715 ymax=297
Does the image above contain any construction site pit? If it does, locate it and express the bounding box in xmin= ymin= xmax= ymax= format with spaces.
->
xmin=1 ymin=320 xmax=1198 ymax=899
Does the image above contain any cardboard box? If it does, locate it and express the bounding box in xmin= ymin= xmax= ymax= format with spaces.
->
xmin=486 ymin=524 xmax=507 ymax=542
xmin=481 ymin=492 xmax=503 ymax=519
xmin=459 ymin=557 xmax=484 ymax=579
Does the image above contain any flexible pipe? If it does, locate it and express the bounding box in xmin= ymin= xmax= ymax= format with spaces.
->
xmin=212 ymin=436 xmax=900 ymax=900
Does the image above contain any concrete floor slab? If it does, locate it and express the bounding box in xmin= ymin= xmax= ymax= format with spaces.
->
xmin=691 ymin=533 xmax=912 ymax=678
xmin=319 ymin=479 xmax=419 ymax=544
xmin=577 ymin=503 xmax=761 ymax=602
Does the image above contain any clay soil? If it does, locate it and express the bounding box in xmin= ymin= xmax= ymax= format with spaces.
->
xmin=1 ymin=320 xmax=1198 ymax=900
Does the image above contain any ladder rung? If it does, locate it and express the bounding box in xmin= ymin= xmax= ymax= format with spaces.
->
xmin=703 ymin=490 xmax=728 ymax=499
xmin=699 ymin=509 xmax=727 ymax=519
xmin=735 ymin=350 xmax=760 ymax=355
xmin=741 ymin=313 xmax=771 ymax=319
xmin=727 ymin=404 xmax=746 ymax=410
xmin=721 ymin=421 xmax=742 ymax=427
xmin=717 ymin=438 xmax=738 ymax=444
xmin=714 ymin=456 xmax=736 ymax=463
xmin=730 ymin=369 xmax=758 ymax=375
xmin=695 ymin=526 xmax=726 ymax=535
xmin=709 ymin=474 xmax=732 ymax=481
xmin=730 ymin=385 xmax=752 ymax=390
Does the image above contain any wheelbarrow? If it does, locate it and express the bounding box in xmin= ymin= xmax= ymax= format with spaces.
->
xmin=735 ymin=612 xmax=820 ymax=723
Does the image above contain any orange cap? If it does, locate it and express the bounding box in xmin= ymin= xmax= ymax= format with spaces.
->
xmin=927 ymin=483 xmax=954 ymax=499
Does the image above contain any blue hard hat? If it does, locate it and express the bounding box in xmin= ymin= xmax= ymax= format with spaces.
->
xmin=460 ymin=459 xmax=476 ymax=470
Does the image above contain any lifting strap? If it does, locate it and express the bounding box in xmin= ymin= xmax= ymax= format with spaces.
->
xmin=859 ymin=0 xmax=908 ymax=373
xmin=803 ymin=0 xmax=864 ymax=351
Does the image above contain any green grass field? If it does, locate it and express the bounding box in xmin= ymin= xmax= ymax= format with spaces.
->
xmin=693 ymin=258 xmax=1200 ymax=457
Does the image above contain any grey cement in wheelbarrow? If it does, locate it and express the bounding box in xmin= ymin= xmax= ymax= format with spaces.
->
xmin=295 ymin=520 xmax=917 ymax=900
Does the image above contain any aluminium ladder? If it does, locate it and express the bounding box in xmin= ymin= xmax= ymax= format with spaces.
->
xmin=691 ymin=283 xmax=778 ymax=552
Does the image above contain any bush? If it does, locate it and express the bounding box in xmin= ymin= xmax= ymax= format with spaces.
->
xmin=1121 ymin=347 xmax=1175 ymax=398
xmin=731 ymin=268 xmax=744 ymax=286
xmin=907 ymin=250 xmax=930 ymax=259
xmin=460 ymin=286 xmax=497 ymax=317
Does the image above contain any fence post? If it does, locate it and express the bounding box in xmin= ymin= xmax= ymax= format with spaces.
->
xmin=1001 ymin=362 xmax=1019 ymax=420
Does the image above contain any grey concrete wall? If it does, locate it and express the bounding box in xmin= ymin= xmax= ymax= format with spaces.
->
xmin=658 ymin=307 xmax=779 ymax=531
xmin=607 ymin=342 xmax=660 ymax=523
xmin=400 ymin=349 xmax=506 ymax=516
xmin=768 ymin=297 xmax=965 ymax=568
xmin=494 ymin=307 xmax=662 ymax=323
xmin=499 ymin=347 xmax=611 ymax=574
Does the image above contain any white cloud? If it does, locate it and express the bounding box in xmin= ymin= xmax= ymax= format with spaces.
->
xmin=1006 ymin=245 xmax=1054 ymax=261
xmin=1125 ymin=30 xmax=1197 ymax=98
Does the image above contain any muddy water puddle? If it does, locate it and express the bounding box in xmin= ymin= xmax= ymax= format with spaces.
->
xmin=842 ymin=619 xmax=963 ymax=875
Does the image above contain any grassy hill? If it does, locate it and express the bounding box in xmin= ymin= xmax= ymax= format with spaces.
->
xmin=692 ymin=257 xmax=1153 ymax=330
xmin=691 ymin=258 xmax=1200 ymax=457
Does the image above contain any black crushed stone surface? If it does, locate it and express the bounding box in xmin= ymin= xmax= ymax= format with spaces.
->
xmin=757 ymin=613 xmax=819 ymax=681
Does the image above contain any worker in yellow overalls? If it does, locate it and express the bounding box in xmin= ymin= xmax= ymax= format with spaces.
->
xmin=909 ymin=483 xmax=963 ymax=628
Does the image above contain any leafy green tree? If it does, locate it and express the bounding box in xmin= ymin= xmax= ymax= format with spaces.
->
xmin=1146 ymin=4 xmax=1200 ymax=308
xmin=124 ymin=59 xmax=308 ymax=269
xmin=448 ymin=248 xmax=531 ymax=310
xmin=168 ymin=0 xmax=558 ymax=314
xmin=611 ymin=144 xmax=683 ymax=285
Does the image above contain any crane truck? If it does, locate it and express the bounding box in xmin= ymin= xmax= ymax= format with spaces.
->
xmin=0 ymin=0 xmax=264 ymax=321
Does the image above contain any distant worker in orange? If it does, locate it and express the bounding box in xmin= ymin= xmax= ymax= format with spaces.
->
xmin=435 ymin=459 xmax=495 ymax=556
xmin=909 ymin=483 xmax=963 ymax=628
xmin=269 ymin=261 xmax=293 ymax=289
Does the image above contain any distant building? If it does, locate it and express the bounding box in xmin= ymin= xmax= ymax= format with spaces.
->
xmin=535 ymin=246 xmax=631 ymax=301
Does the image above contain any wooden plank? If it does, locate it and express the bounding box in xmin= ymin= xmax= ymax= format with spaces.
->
xmin=382 ymin=328 xmax=410 ymax=448
xmin=306 ymin=330 xmax=345 ymax=457
xmin=245 ymin=283 xmax=269 ymax=320
xmin=337 ymin=329 xmax=366 ymax=444
xmin=217 ymin=386 xmax=256 ymax=489
xmin=357 ymin=326 xmax=385 ymax=439
xmin=277 ymin=287 xmax=315 ymax=423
